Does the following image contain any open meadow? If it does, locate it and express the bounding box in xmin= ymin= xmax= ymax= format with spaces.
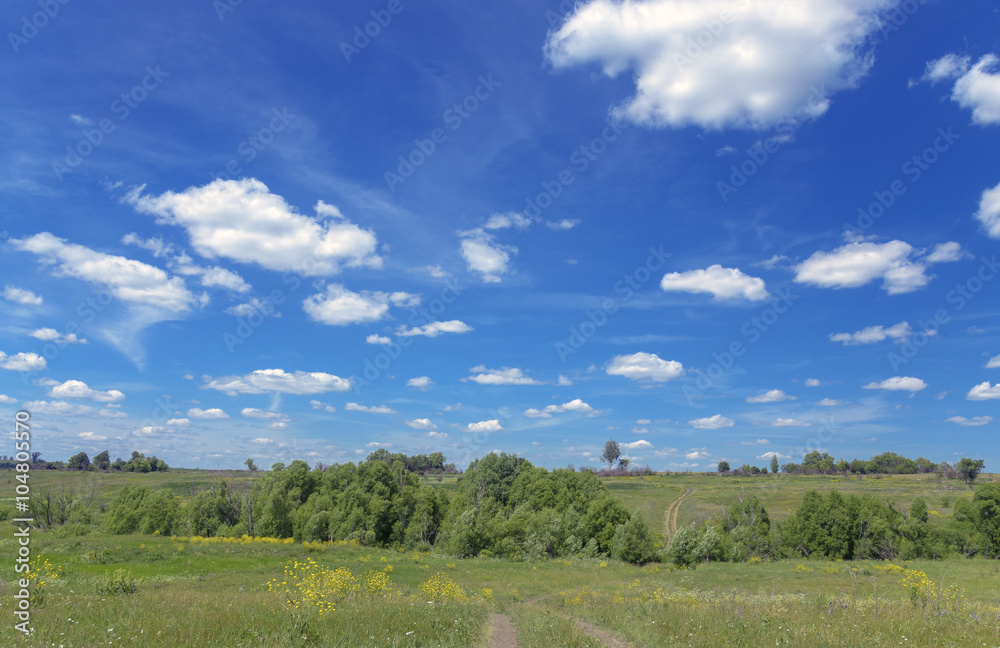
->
xmin=2 ymin=469 xmax=999 ymax=647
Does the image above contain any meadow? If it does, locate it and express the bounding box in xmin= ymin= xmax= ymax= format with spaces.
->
xmin=1 ymin=469 xmax=998 ymax=647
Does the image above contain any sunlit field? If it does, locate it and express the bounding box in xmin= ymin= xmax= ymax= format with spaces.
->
xmin=2 ymin=470 xmax=999 ymax=647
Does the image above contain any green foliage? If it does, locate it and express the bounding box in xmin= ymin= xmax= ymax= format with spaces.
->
xmin=602 ymin=440 xmax=621 ymax=469
xmin=665 ymin=523 xmax=700 ymax=567
xmin=105 ymin=486 xmax=182 ymax=535
xmin=957 ymin=458 xmax=986 ymax=485
xmin=92 ymin=450 xmax=111 ymax=471
xmin=68 ymin=451 xmax=90 ymax=471
xmin=95 ymin=569 xmax=141 ymax=595
xmin=610 ymin=513 xmax=658 ymax=565
xmin=717 ymin=461 xmax=730 ymax=474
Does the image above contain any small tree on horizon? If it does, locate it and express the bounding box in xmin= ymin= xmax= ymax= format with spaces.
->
xmin=602 ymin=440 xmax=621 ymax=469
xmin=957 ymin=457 xmax=985 ymax=486
xmin=245 ymin=458 xmax=259 ymax=472
xmin=717 ymin=460 xmax=730 ymax=474
xmin=770 ymin=454 xmax=779 ymax=475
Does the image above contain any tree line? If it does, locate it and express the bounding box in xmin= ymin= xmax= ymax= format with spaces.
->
xmin=717 ymin=451 xmax=985 ymax=484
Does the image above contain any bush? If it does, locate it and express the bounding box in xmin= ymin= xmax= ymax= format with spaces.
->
xmin=95 ymin=569 xmax=141 ymax=595
xmin=666 ymin=524 xmax=700 ymax=567
xmin=610 ymin=513 xmax=658 ymax=565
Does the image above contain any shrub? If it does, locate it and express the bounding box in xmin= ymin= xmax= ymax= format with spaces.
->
xmin=95 ymin=569 xmax=141 ymax=596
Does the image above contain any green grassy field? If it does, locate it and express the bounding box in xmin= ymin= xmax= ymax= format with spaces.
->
xmin=1 ymin=470 xmax=997 ymax=647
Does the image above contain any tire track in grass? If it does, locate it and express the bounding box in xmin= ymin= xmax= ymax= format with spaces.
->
xmin=664 ymin=488 xmax=693 ymax=543
xmin=571 ymin=618 xmax=633 ymax=648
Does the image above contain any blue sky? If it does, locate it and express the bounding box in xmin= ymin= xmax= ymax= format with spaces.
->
xmin=2 ymin=0 xmax=999 ymax=471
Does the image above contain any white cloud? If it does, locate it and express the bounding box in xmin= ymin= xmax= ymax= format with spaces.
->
xmin=921 ymin=54 xmax=971 ymax=84
xmin=485 ymin=212 xmax=533 ymax=231
xmin=396 ymin=320 xmax=473 ymax=337
xmin=685 ymin=450 xmax=711 ymax=460
xmin=740 ymin=438 xmax=769 ymax=446
xmin=241 ymin=408 xmax=289 ymax=421
xmin=976 ymin=181 xmax=1000 ymax=239
xmin=805 ymin=378 xmax=821 ymax=387
xmin=193 ymin=266 xmax=252 ymax=293
xmin=69 ymin=114 xmax=92 ymax=125
xmin=636 ymin=418 xmax=651 ymax=425
xmin=127 ymin=179 xmax=381 ymax=274
xmin=525 ymin=399 xmax=597 ymax=418
xmin=544 ymin=0 xmax=888 ymax=129
xmin=746 ymin=389 xmax=795 ymax=403
xmin=23 ymin=400 xmax=92 ymax=416
xmin=29 ymin=328 xmax=87 ymax=345
xmin=757 ymin=451 xmax=790 ymax=461
xmin=466 ymin=419 xmax=503 ymax=433
xmin=407 ymin=376 xmax=434 ymax=391
xmin=771 ymin=418 xmax=811 ymax=427
xmin=795 ymin=240 xmax=937 ymax=294
xmin=816 ymin=398 xmax=844 ymax=406
xmin=132 ymin=425 xmax=163 ymax=437
xmin=11 ymin=232 xmax=199 ymax=313
xmin=309 ymin=400 xmax=337 ymax=413
xmin=466 ymin=366 xmax=542 ymax=386
xmin=166 ymin=418 xmax=190 ymax=426
xmin=79 ymin=431 xmax=107 ymax=441
xmin=406 ymin=418 xmax=437 ymax=431
xmin=459 ymin=229 xmax=516 ymax=283
xmin=967 ymin=381 xmax=1000 ymax=401
xmin=986 ymin=354 xmax=1000 ymax=369
xmin=48 ymin=380 xmax=125 ymax=403
xmin=205 ymin=369 xmax=352 ymax=395
xmin=689 ymin=414 xmax=734 ymax=429
xmin=863 ymin=376 xmax=927 ymax=392
xmin=3 ymin=285 xmax=42 ymax=305
xmin=946 ymin=415 xmax=993 ymax=427
xmin=225 ymin=297 xmax=280 ymax=318
xmin=660 ymin=265 xmax=768 ymax=301
xmin=829 ymin=321 xmax=927 ymax=345
xmin=0 ymin=352 xmax=47 ymax=372
xmin=925 ymin=242 xmax=966 ymax=263
xmin=303 ymin=284 xmax=392 ymax=326
xmin=99 ymin=408 xmax=128 ymax=419
xmin=121 ymin=232 xmax=174 ymax=258
xmin=424 ymin=430 xmax=449 ymax=438
xmin=0 ymin=395 xmax=17 ymax=404
xmin=545 ymin=219 xmax=580 ymax=230
xmin=621 ymin=439 xmax=653 ymax=450
xmin=416 ymin=265 xmax=451 ymax=278
xmin=346 ymin=403 xmax=396 ymax=414
xmin=606 ymin=352 xmax=684 ymax=382
xmin=366 ymin=334 xmax=392 ymax=345
xmin=557 ymin=375 xmax=573 ymax=386
xmin=936 ymin=53 xmax=1000 ymax=126
xmin=188 ymin=407 xmax=229 ymax=420
xmin=250 ymin=437 xmax=274 ymax=445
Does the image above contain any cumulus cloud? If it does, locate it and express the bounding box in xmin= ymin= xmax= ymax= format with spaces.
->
xmin=0 ymin=394 xmax=17 ymax=404
xmin=309 ymin=400 xmax=337 ymax=413
xmin=407 ymin=376 xmax=434 ymax=390
xmin=986 ymin=354 xmax=1000 ymax=369
xmin=863 ymin=376 xmax=927 ymax=392
xmin=346 ymin=403 xmax=396 ymax=414
xmin=794 ymin=240 xmax=947 ymax=294
xmin=925 ymin=242 xmax=967 ymax=263
xmin=606 ymin=352 xmax=684 ymax=382
xmin=689 ymin=414 xmax=734 ymax=429
xmin=485 ymin=212 xmax=533 ymax=231
xmin=746 ymin=389 xmax=795 ymax=403
xmin=805 ymin=379 xmax=821 ymax=387
xmin=29 ymin=328 xmax=87 ymax=345
xmin=829 ymin=321 xmax=930 ymax=345
xmin=241 ymin=408 xmax=289 ymax=421
xmin=816 ymin=398 xmax=844 ymax=406
xmin=79 ymin=431 xmax=108 ymax=441
xmin=660 ymin=265 xmax=768 ymax=301
xmin=545 ymin=0 xmax=889 ymax=129
xmin=771 ymin=418 xmax=811 ymax=427
xmin=126 ymin=179 xmax=381 ymax=274
xmin=459 ymin=229 xmax=516 ymax=283
xmin=205 ymin=369 xmax=352 ymax=395
xmin=48 ymin=379 xmax=124 ymax=403
xmin=406 ymin=418 xmax=437 ymax=430
xmin=740 ymin=438 xmax=770 ymax=446
xmin=303 ymin=284 xmax=392 ymax=326
xmin=0 ymin=352 xmax=47 ymax=372
xmin=121 ymin=232 xmax=174 ymax=258
xmin=366 ymin=334 xmax=392 ymax=345
xmin=99 ymin=408 xmax=128 ymax=419
xmin=545 ymin=219 xmax=580 ymax=230
xmin=967 ymin=381 xmax=1000 ymax=401
xmin=23 ymin=400 xmax=93 ymax=416
xmin=188 ymin=407 xmax=229 ymax=420
xmin=524 ymin=399 xmax=597 ymax=418
xmin=621 ymin=439 xmax=653 ymax=450
xmin=3 ymin=285 xmax=42 ymax=305
xmin=166 ymin=418 xmax=190 ymax=426
xmin=465 ymin=366 xmax=542 ymax=386
xmin=757 ymin=451 xmax=791 ymax=461
xmin=396 ymin=320 xmax=473 ymax=337
xmin=946 ymin=415 xmax=993 ymax=426
xmin=923 ymin=53 xmax=1000 ymax=125
xmin=11 ymin=232 xmax=200 ymax=313
xmin=976 ymin=181 xmax=1000 ymax=239
xmin=466 ymin=419 xmax=503 ymax=433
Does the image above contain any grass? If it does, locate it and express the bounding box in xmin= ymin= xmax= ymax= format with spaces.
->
xmin=1 ymin=469 xmax=997 ymax=646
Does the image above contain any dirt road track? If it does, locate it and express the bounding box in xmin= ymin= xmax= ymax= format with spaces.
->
xmin=664 ymin=488 xmax=693 ymax=543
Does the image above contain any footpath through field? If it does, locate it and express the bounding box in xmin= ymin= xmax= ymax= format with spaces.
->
xmin=664 ymin=487 xmax=693 ymax=542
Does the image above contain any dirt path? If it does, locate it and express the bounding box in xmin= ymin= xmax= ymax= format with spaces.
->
xmin=572 ymin=619 xmax=632 ymax=648
xmin=664 ymin=488 xmax=693 ymax=542
xmin=488 ymin=613 xmax=520 ymax=648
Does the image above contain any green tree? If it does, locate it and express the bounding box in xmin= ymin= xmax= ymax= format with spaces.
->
xmin=770 ymin=454 xmax=779 ymax=475
xmin=666 ymin=523 xmax=700 ymax=567
xmin=717 ymin=461 xmax=730 ymax=474
xmin=68 ymin=452 xmax=90 ymax=471
xmin=245 ymin=458 xmax=258 ymax=472
xmin=610 ymin=513 xmax=657 ymax=564
xmin=957 ymin=458 xmax=985 ymax=486
xmin=92 ymin=450 xmax=111 ymax=471
xmin=601 ymin=440 xmax=621 ymax=469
